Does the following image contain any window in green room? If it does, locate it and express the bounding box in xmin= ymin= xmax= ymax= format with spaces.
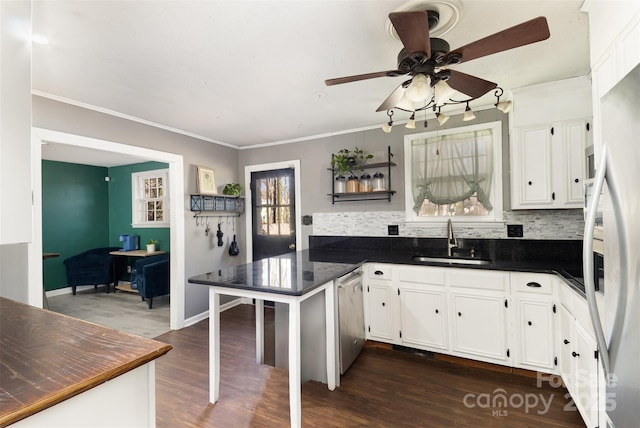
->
xmin=132 ymin=169 xmax=169 ymax=228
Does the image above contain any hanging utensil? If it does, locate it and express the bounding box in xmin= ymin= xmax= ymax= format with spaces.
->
xmin=216 ymin=223 xmax=224 ymax=246
xmin=228 ymin=217 xmax=239 ymax=256
xmin=228 ymin=234 xmax=240 ymax=256
xmin=205 ymin=218 xmax=211 ymax=237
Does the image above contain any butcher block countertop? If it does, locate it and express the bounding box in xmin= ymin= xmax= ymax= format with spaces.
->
xmin=0 ymin=297 xmax=172 ymax=426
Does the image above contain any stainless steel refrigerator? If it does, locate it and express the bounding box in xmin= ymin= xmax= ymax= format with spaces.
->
xmin=584 ymin=63 xmax=640 ymax=428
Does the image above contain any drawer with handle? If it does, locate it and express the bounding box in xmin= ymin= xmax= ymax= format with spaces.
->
xmin=511 ymin=272 xmax=554 ymax=294
xmin=368 ymin=264 xmax=392 ymax=280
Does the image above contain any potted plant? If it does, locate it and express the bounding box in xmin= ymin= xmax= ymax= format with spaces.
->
xmin=330 ymin=147 xmax=374 ymax=176
xmin=222 ymin=183 xmax=243 ymax=196
xmin=146 ymin=239 xmax=157 ymax=253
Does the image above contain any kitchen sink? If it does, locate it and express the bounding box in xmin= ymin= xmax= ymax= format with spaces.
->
xmin=412 ymin=255 xmax=492 ymax=266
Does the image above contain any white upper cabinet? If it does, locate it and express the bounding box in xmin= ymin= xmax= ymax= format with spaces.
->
xmin=510 ymin=77 xmax=592 ymax=210
xmin=511 ymin=120 xmax=589 ymax=209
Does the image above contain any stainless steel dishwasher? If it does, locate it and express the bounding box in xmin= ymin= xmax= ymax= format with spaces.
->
xmin=337 ymin=269 xmax=365 ymax=374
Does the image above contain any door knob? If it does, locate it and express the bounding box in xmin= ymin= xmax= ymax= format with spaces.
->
xmin=288 ymin=243 xmax=296 ymax=250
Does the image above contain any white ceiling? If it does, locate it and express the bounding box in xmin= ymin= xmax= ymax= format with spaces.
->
xmin=32 ymin=0 xmax=590 ymax=160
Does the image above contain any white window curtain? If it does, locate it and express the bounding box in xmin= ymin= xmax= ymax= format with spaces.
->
xmin=411 ymin=129 xmax=494 ymax=213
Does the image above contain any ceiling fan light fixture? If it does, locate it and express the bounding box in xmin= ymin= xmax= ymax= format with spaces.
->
xmin=382 ymin=110 xmax=394 ymax=133
xmin=463 ymin=103 xmax=476 ymax=121
xmin=433 ymin=80 xmax=457 ymax=105
xmin=405 ymin=112 xmax=416 ymax=129
xmin=405 ymin=74 xmax=432 ymax=102
xmin=436 ymin=110 xmax=449 ymax=126
xmin=396 ymin=92 xmax=417 ymax=111
xmin=496 ymin=100 xmax=513 ymax=113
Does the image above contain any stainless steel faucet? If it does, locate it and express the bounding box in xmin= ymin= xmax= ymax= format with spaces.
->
xmin=447 ymin=219 xmax=458 ymax=257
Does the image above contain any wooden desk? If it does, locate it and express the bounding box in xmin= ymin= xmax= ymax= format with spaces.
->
xmin=109 ymin=250 xmax=167 ymax=293
xmin=110 ymin=250 xmax=166 ymax=258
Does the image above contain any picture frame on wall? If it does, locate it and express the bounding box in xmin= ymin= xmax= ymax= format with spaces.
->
xmin=196 ymin=165 xmax=217 ymax=195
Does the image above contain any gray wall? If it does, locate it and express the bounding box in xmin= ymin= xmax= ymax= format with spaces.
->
xmin=239 ymin=109 xmax=513 ymax=248
xmin=33 ymin=96 xmax=241 ymax=319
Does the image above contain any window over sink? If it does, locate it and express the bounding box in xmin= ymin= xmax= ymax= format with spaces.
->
xmin=404 ymin=121 xmax=503 ymax=223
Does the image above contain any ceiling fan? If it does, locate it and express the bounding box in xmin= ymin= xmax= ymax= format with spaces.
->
xmin=325 ymin=11 xmax=550 ymax=113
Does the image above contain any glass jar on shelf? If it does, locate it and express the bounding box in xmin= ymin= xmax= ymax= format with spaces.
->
xmin=346 ymin=174 xmax=359 ymax=193
xmin=372 ymin=172 xmax=386 ymax=191
xmin=334 ymin=175 xmax=346 ymax=193
xmin=359 ymin=173 xmax=372 ymax=192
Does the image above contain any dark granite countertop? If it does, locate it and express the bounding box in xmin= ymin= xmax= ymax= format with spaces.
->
xmin=188 ymin=251 xmax=359 ymax=296
xmin=308 ymin=236 xmax=587 ymax=297
xmin=188 ymin=237 xmax=587 ymax=298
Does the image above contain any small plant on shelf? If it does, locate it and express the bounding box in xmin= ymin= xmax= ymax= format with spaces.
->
xmin=146 ymin=239 xmax=158 ymax=253
xmin=331 ymin=147 xmax=374 ymax=176
xmin=222 ymin=183 xmax=243 ymax=196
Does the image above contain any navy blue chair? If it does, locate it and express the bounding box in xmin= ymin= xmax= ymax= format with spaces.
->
xmin=131 ymin=253 xmax=169 ymax=309
xmin=63 ymin=247 xmax=123 ymax=295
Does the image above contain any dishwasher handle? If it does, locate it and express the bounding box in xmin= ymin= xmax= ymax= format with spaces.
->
xmin=337 ymin=271 xmax=362 ymax=289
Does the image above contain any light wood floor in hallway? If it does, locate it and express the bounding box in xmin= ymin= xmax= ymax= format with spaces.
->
xmin=153 ymin=304 xmax=586 ymax=427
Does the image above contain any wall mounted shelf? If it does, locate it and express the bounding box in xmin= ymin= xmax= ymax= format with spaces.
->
xmin=190 ymin=194 xmax=244 ymax=217
xmin=328 ymin=146 xmax=396 ymax=204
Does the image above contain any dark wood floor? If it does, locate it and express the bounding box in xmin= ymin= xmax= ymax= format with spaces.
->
xmin=153 ymin=304 xmax=585 ymax=427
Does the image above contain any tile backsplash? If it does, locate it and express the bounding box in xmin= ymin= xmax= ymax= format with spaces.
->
xmin=312 ymin=209 xmax=584 ymax=240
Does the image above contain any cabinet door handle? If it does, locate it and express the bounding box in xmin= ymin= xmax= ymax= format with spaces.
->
xmin=382 ymin=302 xmax=386 ymax=307
xmin=374 ymin=270 xmax=384 ymax=275
xmin=528 ymin=181 xmax=533 ymax=185
xmin=552 ymin=192 xmax=556 ymax=200
xmin=575 ymin=178 xmax=580 ymax=183
xmin=435 ymin=309 xmax=439 ymax=314
xmin=528 ymin=321 xmax=532 ymax=326
xmin=564 ymin=339 xmax=570 ymax=344
xmin=572 ymin=351 xmax=580 ymax=358
xmin=526 ymin=282 xmax=542 ymax=288
xmin=458 ymin=312 xmax=462 ymax=317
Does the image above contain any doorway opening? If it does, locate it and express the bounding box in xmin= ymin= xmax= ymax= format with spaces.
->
xmin=31 ymin=128 xmax=186 ymax=331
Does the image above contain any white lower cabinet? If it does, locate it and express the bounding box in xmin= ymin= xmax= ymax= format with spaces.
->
xmin=515 ymin=298 xmax=556 ymax=371
xmin=399 ymin=283 xmax=447 ymax=350
xmin=449 ymin=290 xmax=509 ymax=364
xmin=511 ymin=272 xmax=557 ymax=373
xmin=365 ymin=279 xmax=396 ymax=343
xmin=364 ymin=263 xmax=397 ymax=343
xmin=558 ymin=300 xmax=599 ymax=428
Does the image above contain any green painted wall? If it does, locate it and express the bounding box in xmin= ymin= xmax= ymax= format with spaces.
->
xmin=42 ymin=160 xmax=170 ymax=291
xmin=42 ymin=160 xmax=110 ymax=291
xmin=108 ymin=162 xmax=170 ymax=250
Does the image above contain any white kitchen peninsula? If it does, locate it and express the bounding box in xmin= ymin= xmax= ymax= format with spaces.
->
xmin=188 ymin=252 xmax=358 ymax=428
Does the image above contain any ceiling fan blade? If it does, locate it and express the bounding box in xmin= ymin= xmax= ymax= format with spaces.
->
xmin=444 ymin=16 xmax=550 ymax=65
xmin=325 ymin=70 xmax=398 ymax=86
xmin=389 ymin=11 xmax=431 ymax=58
xmin=446 ymin=70 xmax=497 ymax=99
xmin=376 ymin=85 xmax=406 ymax=112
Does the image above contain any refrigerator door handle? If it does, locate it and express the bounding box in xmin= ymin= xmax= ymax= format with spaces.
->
xmin=583 ymin=144 xmax=611 ymax=380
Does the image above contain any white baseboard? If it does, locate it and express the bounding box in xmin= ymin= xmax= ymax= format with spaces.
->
xmin=183 ymin=297 xmax=243 ymax=328
xmin=46 ymin=285 xmax=98 ymax=297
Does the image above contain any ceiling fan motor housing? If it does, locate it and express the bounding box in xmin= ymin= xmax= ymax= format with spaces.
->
xmin=396 ymin=37 xmax=450 ymax=74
